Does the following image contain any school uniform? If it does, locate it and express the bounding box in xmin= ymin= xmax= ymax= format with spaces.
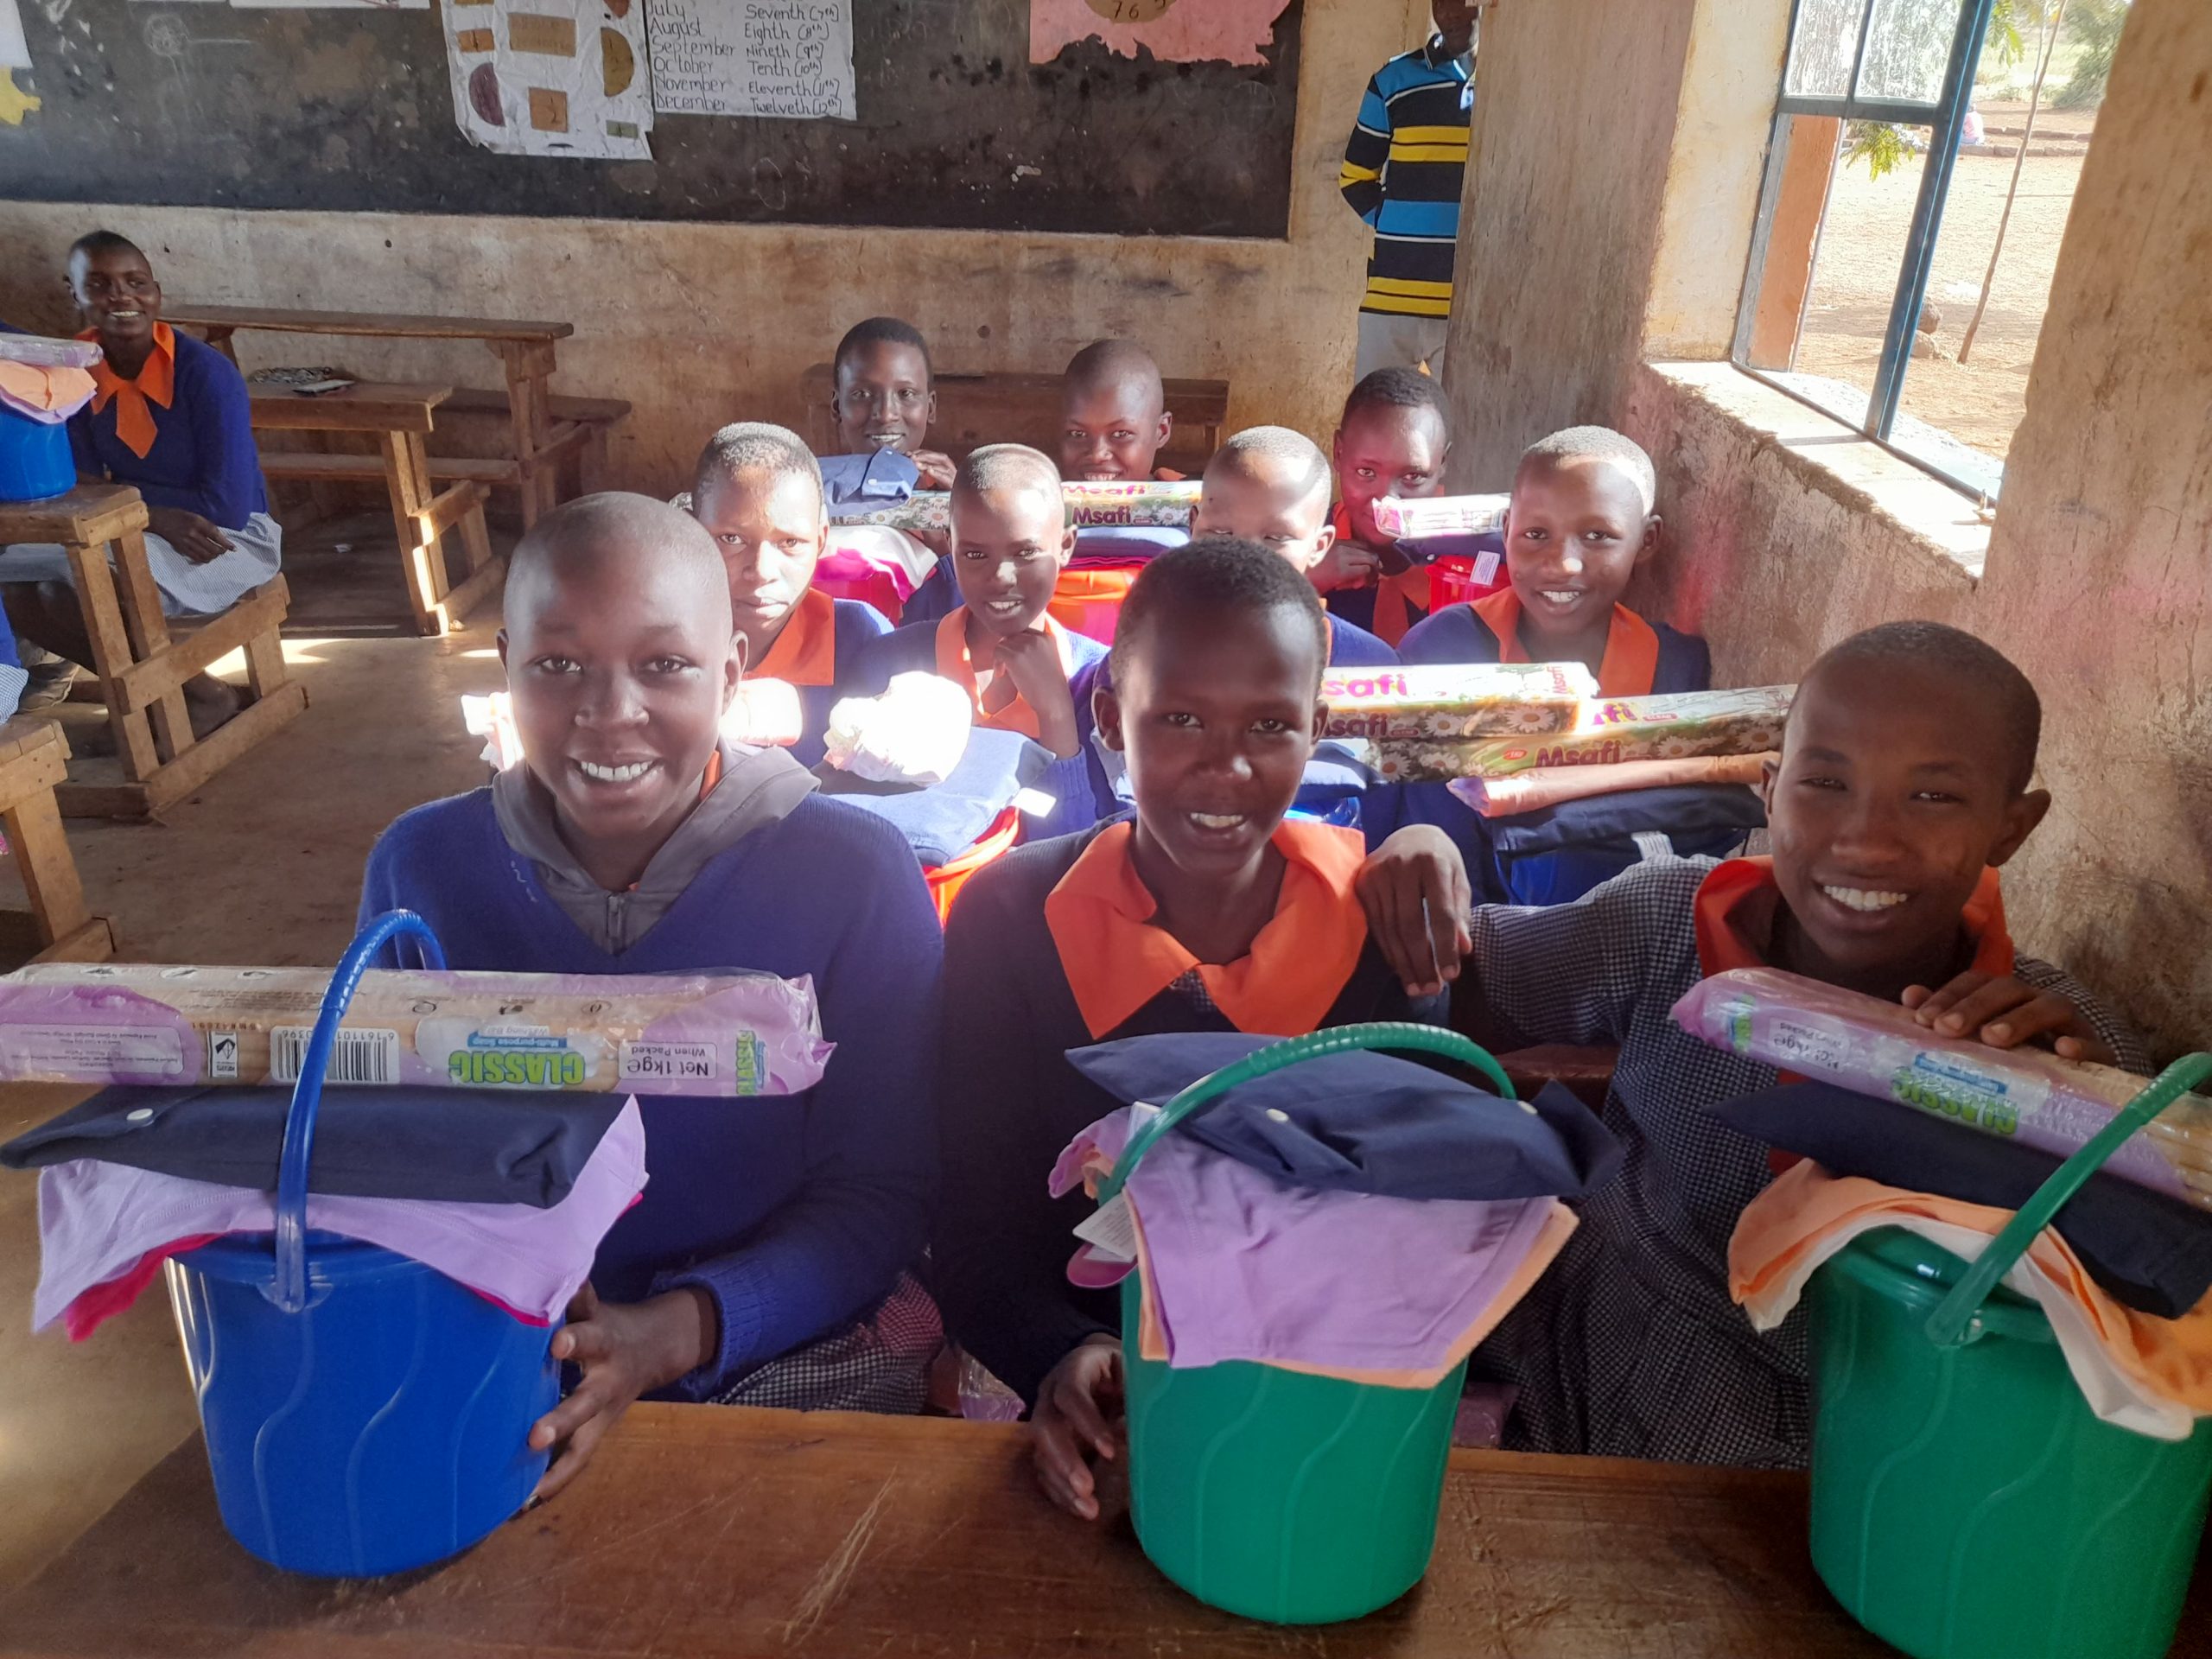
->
xmin=1322 ymin=500 xmax=1433 ymax=646
xmin=932 ymin=819 xmax=1445 ymax=1404
xmin=851 ymin=607 xmax=1111 ymax=839
xmin=1395 ymin=591 xmax=1721 ymax=902
xmin=747 ymin=587 xmax=891 ymax=769
xmin=901 ymin=523 xmax=1192 ymax=642
xmin=357 ymin=745 xmax=944 ymax=1406
xmin=0 ymin=323 xmax=280 ymax=617
xmin=1459 ymin=856 xmax=2147 ymax=1468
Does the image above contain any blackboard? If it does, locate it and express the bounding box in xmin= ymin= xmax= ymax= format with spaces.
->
xmin=1 ymin=1 xmax=1302 ymax=238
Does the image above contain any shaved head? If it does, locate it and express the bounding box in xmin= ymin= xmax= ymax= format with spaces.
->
xmin=1205 ymin=426 xmax=1333 ymax=515
xmin=1065 ymin=339 xmax=1164 ymax=419
xmin=505 ymin=492 xmax=733 ymax=640
xmin=956 ymin=442 xmax=1063 ymax=503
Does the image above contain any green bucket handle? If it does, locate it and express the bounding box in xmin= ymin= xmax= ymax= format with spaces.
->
xmin=1925 ymin=1051 xmax=2212 ymax=1349
xmin=1097 ymin=1022 xmax=1516 ymax=1204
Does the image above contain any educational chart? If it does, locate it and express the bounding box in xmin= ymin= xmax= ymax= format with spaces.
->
xmin=645 ymin=0 xmax=855 ymax=121
xmin=442 ymin=0 xmax=654 ymax=160
xmin=1027 ymin=0 xmax=1292 ymax=66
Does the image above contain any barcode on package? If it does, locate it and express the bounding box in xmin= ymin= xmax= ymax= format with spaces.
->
xmin=270 ymin=1027 xmax=401 ymax=1085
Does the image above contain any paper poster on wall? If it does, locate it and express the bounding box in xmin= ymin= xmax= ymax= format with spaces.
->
xmin=645 ymin=0 xmax=855 ymax=120
xmin=442 ymin=0 xmax=653 ymax=160
xmin=1028 ymin=0 xmax=1291 ymax=67
xmin=0 ymin=0 xmax=29 ymax=70
xmin=229 ymin=1 xmax=430 ymax=11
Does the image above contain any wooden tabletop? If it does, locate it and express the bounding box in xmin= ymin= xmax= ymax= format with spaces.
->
xmin=247 ymin=380 xmax=454 ymax=435
xmin=0 ymin=482 xmax=146 ymax=543
xmin=12 ymin=1402 xmax=2170 ymax=1659
xmin=168 ymin=304 xmax=574 ymax=344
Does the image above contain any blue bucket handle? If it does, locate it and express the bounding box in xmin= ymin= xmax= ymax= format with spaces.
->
xmin=268 ymin=910 xmax=447 ymax=1313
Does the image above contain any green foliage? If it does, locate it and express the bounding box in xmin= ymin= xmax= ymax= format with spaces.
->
xmin=1842 ymin=119 xmax=1918 ymax=181
xmin=2054 ymin=0 xmax=2130 ymax=110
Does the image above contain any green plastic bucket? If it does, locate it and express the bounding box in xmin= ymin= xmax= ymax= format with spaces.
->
xmin=1100 ymin=1023 xmax=1512 ymax=1624
xmin=1803 ymin=1053 xmax=2212 ymax=1659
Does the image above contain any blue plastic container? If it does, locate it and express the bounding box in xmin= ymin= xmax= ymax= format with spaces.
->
xmin=159 ymin=912 xmax=560 ymax=1578
xmin=0 ymin=405 xmax=75 ymax=503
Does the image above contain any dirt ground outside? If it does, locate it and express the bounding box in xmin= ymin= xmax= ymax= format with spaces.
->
xmin=1790 ymin=102 xmax=2094 ymax=486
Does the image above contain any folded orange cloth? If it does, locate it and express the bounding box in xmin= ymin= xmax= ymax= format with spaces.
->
xmin=0 ymin=360 xmax=97 ymax=421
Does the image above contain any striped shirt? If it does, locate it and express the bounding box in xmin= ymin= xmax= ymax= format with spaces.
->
xmin=1338 ymin=35 xmax=1474 ymax=318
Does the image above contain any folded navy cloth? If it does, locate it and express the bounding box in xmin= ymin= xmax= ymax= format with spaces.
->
xmin=1 ymin=1084 xmax=626 ymax=1208
xmin=817 ymin=726 xmax=1051 ymax=867
xmin=1712 ymin=1082 xmax=2212 ymax=1319
xmin=1065 ymin=1030 xmax=1623 ymax=1202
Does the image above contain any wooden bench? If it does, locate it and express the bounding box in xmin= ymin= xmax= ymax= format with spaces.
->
xmin=251 ymin=382 xmax=500 ymax=637
xmin=0 ymin=718 xmax=115 ymax=963
xmin=0 ymin=486 xmax=307 ymax=821
xmin=167 ymin=305 xmax=620 ymax=527
xmin=435 ymin=387 xmax=632 ymax=501
xmin=800 ymin=364 xmax=1230 ymax=477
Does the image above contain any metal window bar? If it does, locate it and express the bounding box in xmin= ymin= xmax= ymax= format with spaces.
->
xmin=1732 ymin=0 xmax=2001 ymax=499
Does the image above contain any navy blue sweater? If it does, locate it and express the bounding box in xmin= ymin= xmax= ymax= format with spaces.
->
xmin=783 ymin=597 xmax=892 ymax=771
xmin=69 ymin=327 xmax=269 ymax=531
xmin=358 ymin=787 xmax=943 ymax=1399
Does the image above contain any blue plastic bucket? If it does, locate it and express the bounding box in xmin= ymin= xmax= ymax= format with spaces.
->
xmin=161 ymin=911 xmax=560 ymax=1577
xmin=0 ymin=405 xmax=75 ymax=504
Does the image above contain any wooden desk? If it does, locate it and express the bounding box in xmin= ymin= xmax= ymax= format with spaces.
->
xmin=801 ymin=363 xmax=1232 ymax=478
xmin=0 ymin=719 xmax=114 ymax=963
xmin=16 ymin=1403 xmax=2180 ymax=1658
xmin=0 ymin=486 xmax=305 ymax=820
xmin=251 ymin=382 xmax=500 ymax=636
xmin=168 ymin=305 xmax=587 ymax=528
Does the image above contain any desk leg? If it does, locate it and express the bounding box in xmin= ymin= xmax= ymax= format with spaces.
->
xmin=61 ymin=537 xmax=162 ymax=782
xmin=380 ymin=429 xmax=447 ymax=636
xmin=494 ymin=340 xmax=561 ymax=529
xmin=111 ymin=530 xmax=193 ymax=765
xmin=2 ymin=788 xmax=93 ymax=949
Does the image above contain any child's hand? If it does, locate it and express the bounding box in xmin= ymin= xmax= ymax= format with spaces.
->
xmin=1356 ymin=824 xmax=1472 ymax=997
xmin=1031 ymin=1335 xmax=1126 ymax=1521
xmin=995 ymin=627 xmax=1081 ymax=758
xmin=145 ymin=506 xmax=234 ymax=564
xmin=529 ymin=1282 xmax=715 ymax=1503
xmin=1901 ymin=972 xmax=2118 ymax=1065
xmin=911 ymin=448 xmax=958 ymax=492
xmin=1308 ymin=539 xmax=1384 ymax=594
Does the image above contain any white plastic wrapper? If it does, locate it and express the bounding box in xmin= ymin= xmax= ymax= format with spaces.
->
xmin=824 ymin=671 xmax=973 ymax=786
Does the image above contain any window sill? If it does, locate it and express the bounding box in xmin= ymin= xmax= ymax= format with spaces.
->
xmin=1645 ymin=362 xmax=1992 ymax=581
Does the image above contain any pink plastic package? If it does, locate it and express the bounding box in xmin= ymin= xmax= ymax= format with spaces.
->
xmin=0 ymin=963 xmax=832 ymax=1096
xmin=1672 ymin=967 xmax=2212 ymax=1210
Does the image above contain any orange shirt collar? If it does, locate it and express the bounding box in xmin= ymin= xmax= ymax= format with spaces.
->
xmin=1043 ymin=820 xmax=1370 ymax=1039
xmin=752 ymin=588 xmax=839 ymax=687
xmin=1473 ymin=589 xmax=1661 ymax=697
xmin=1329 ymin=501 xmax=1426 ymax=646
xmin=1693 ymin=856 xmax=2014 ymax=979
xmin=932 ymin=606 xmax=1073 ymax=741
xmin=79 ymin=321 xmax=176 ymax=461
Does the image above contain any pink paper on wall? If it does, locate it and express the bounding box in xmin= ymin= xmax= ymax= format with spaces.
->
xmin=1027 ymin=0 xmax=1292 ymax=67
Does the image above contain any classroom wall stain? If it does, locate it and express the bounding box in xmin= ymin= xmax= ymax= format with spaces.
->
xmin=0 ymin=0 xmax=1428 ymax=490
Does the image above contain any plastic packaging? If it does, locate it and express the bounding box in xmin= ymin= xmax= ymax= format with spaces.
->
xmin=830 ymin=479 xmax=1201 ymax=534
xmin=1370 ymin=492 xmax=1510 ymax=539
xmin=823 ymin=671 xmax=973 ymax=785
xmin=0 ymin=962 xmax=832 ymax=1096
xmin=1672 ymin=966 xmax=2212 ymax=1209
xmin=1450 ymin=752 xmax=1774 ymax=816
xmin=1355 ymin=685 xmax=1793 ymax=783
xmin=0 ymin=334 xmax=104 ymax=370
xmin=1319 ymin=661 xmax=1595 ymax=742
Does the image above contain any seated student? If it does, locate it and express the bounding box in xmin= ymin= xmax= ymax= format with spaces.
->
xmin=1058 ymin=339 xmax=1181 ymax=484
xmin=1313 ymin=368 xmax=1453 ymax=646
xmin=1192 ymin=426 xmax=1397 ymax=669
xmin=851 ymin=444 xmax=1108 ymax=836
xmin=688 ymin=422 xmax=888 ymax=768
xmin=931 ymin=541 xmax=1445 ymax=1518
xmin=1362 ymin=620 xmax=2147 ymax=1469
xmin=359 ymin=493 xmax=943 ymax=1497
xmin=829 ymin=315 xmax=956 ymax=491
xmin=1400 ymin=425 xmax=1708 ymax=693
xmin=0 ymin=232 xmax=278 ymax=735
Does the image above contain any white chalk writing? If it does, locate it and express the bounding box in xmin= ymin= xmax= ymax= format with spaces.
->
xmin=645 ymin=0 xmax=856 ymax=121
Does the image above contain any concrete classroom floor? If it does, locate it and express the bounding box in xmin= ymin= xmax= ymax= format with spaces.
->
xmin=0 ymin=512 xmax=512 ymax=1588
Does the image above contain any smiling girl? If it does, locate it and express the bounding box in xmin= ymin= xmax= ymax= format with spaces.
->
xmin=928 ymin=538 xmax=1446 ymax=1520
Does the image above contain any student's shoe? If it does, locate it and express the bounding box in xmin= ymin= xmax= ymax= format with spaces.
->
xmin=16 ymin=643 xmax=79 ymax=712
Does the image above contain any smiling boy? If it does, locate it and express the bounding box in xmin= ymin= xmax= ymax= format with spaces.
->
xmin=1401 ymin=426 xmax=1708 ymax=696
xmin=1316 ymin=368 xmax=1452 ymax=645
xmin=1359 ymin=620 xmax=2145 ymax=1466
xmin=1058 ymin=339 xmax=1178 ymax=484
xmin=830 ymin=316 xmax=957 ymax=491
xmin=359 ymin=493 xmax=942 ymax=1496
xmin=689 ymin=422 xmax=887 ymax=766
xmin=930 ymin=539 xmax=1444 ymax=1518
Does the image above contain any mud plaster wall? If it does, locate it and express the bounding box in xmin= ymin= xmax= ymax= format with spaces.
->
xmin=1465 ymin=0 xmax=2212 ymax=1051
xmin=0 ymin=0 xmax=1429 ymax=495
